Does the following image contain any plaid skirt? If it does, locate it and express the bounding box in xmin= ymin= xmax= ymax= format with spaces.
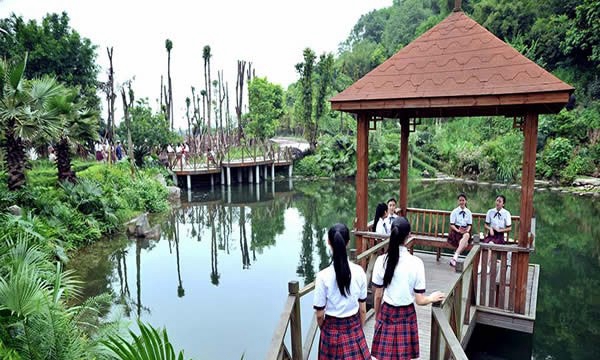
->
xmin=483 ymin=231 xmax=505 ymax=244
xmin=371 ymin=302 xmax=419 ymax=360
xmin=319 ymin=312 xmax=370 ymax=360
xmin=447 ymin=228 xmax=471 ymax=248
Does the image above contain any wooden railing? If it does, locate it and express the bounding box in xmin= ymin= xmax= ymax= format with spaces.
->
xmin=429 ymin=244 xmax=480 ymax=360
xmin=405 ymin=207 xmax=523 ymax=245
xmin=265 ymin=236 xmax=388 ymax=360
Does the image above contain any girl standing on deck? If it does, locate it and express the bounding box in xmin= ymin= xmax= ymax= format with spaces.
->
xmin=313 ymin=223 xmax=371 ymax=360
xmin=371 ymin=217 xmax=445 ymax=360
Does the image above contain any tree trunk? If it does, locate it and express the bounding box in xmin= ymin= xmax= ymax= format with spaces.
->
xmin=56 ymin=136 xmax=76 ymax=183
xmin=5 ymin=122 xmax=27 ymax=191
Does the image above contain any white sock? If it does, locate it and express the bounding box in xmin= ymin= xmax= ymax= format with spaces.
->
xmin=453 ymin=253 xmax=458 ymax=261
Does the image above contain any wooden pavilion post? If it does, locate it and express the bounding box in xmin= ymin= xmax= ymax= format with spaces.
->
xmin=515 ymin=112 xmax=538 ymax=314
xmin=399 ymin=117 xmax=410 ymax=216
xmin=356 ymin=113 xmax=369 ymax=254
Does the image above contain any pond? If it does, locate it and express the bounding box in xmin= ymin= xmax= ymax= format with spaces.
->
xmin=71 ymin=179 xmax=599 ymax=360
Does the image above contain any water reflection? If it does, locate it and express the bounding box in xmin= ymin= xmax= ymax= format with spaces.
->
xmin=69 ymin=180 xmax=598 ymax=360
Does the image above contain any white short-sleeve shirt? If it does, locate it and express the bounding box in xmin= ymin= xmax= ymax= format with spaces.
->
xmin=371 ymin=247 xmax=426 ymax=306
xmin=485 ymin=208 xmax=512 ymax=230
xmin=375 ymin=218 xmax=390 ymax=235
xmin=450 ymin=206 xmax=472 ymax=228
xmin=313 ymin=262 xmax=368 ymax=317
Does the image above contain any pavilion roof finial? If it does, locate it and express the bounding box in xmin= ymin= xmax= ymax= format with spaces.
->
xmin=453 ymin=0 xmax=462 ymax=12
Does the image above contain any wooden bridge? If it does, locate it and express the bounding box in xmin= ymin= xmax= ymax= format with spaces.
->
xmin=266 ymin=227 xmax=539 ymax=360
xmin=170 ymin=145 xmax=294 ymax=189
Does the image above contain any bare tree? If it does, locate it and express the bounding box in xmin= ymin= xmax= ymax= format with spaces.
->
xmin=165 ymin=39 xmax=174 ymax=130
xmin=120 ymin=81 xmax=135 ymax=176
xmin=104 ymin=47 xmax=116 ymax=143
xmin=203 ymin=45 xmax=212 ymax=149
xmin=235 ymin=60 xmax=246 ymax=144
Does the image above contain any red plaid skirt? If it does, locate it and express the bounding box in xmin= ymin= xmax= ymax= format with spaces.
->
xmin=447 ymin=228 xmax=471 ymax=248
xmin=483 ymin=231 xmax=505 ymax=244
xmin=319 ymin=312 xmax=370 ymax=360
xmin=371 ymin=302 xmax=419 ymax=360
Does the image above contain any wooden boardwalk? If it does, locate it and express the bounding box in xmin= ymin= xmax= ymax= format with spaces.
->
xmin=362 ymin=252 xmax=538 ymax=359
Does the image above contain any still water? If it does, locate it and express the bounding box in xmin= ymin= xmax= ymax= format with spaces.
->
xmin=72 ymin=179 xmax=599 ymax=360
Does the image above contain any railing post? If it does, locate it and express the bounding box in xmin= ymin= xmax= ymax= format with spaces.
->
xmin=289 ymin=281 xmax=303 ymax=360
xmin=430 ymin=301 xmax=441 ymax=360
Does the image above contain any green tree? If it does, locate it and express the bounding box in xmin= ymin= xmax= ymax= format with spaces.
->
xmin=246 ymin=77 xmax=283 ymax=140
xmin=116 ymin=98 xmax=180 ymax=165
xmin=0 ymin=12 xmax=99 ymax=109
xmin=295 ymin=48 xmax=316 ymax=150
xmin=0 ymin=55 xmax=63 ymax=190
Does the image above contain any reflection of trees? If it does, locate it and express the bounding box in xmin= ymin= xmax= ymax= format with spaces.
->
xmin=209 ymin=204 xmax=220 ymax=286
xmin=530 ymin=193 xmax=600 ymax=360
xmin=175 ymin=228 xmax=185 ymax=298
xmin=240 ymin=206 xmax=251 ymax=269
xmin=249 ymin=199 xmax=287 ymax=253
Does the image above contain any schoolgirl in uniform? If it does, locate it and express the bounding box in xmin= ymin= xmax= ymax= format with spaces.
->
xmin=373 ymin=203 xmax=390 ymax=235
xmin=313 ymin=223 xmax=370 ymax=360
xmin=447 ymin=193 xmax=473 ymax=267
xmin=483 ymin=195 xmax=512 ymax=244
xmin=371 ymin=217 xmax=445 ymax=360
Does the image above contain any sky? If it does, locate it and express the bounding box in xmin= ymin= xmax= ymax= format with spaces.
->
xmin=1 ymin=0 xmax=391 ymax=129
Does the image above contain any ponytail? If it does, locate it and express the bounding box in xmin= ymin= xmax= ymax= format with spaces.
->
xmin=373 ymin=203 xmax=387 ymax=231
xmin=383 ymin=217 xmax=411 ymax=287
xmin=328 ymin=223 xmax=351 ymax=297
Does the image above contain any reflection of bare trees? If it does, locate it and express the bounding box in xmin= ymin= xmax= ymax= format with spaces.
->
xmin=240 ymin=206 xmax=251 ymax=269
xmin=114 ymin=249 xmax=131 ymax=317
xmin=175 ymin=227 xmax=185 ymax=298
xmin=209 ymin=204 xmax=220 ymax=286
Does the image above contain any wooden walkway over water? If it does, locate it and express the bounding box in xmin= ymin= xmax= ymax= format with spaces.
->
xmin=267 ymin=236 xmax=539 ymax=360
xmin=171 ymin=155 xmax=293 ymax=189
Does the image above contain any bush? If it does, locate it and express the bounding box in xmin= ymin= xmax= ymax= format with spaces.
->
xmin=539 ymin=137 xmax=574 ymax=179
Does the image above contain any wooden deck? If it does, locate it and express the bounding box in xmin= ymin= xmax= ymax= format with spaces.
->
xmin=172 ymin=156 xmax=291 ymax=176
xmin=362 ymin=251 xmax=539 ymax=359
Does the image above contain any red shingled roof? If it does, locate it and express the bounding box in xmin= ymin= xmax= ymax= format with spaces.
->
xmin=330 ymin=11 xmax=573 ymax=116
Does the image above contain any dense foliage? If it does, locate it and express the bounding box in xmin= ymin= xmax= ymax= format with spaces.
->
xmin=0 ymin=12 xmax=100 ymax=109
xmin=291 ymin=0 xmax=600 ymax=184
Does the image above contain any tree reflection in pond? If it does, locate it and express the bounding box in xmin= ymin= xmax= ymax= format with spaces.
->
xmin=68 ymin=180 xmax=598 ymax=360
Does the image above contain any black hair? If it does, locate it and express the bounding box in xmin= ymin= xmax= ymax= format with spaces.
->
xmin=373 ymin=203 xmax=388 ymax=231
xmin=328 ymin=223 xmax=351 ymax=297
xmin=383 ymin=217 xmax=411 ymax=288
xmin=457 ymin=193 xmax=467 ymax=200
xmin=496 ymin=194 xmax=506 ymax=205
xmin=387 ymin=198 xmax=397 ymax=205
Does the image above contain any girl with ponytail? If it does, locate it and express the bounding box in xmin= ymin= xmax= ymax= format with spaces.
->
xmin=371 ymin=217 xmax=445 ymax=360
xmin=313 ymin=223 xmax=370 ymax=360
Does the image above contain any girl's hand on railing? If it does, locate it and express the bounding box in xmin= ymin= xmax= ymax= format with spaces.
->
xmin=428 ymin=291 xmax=446 ymax=304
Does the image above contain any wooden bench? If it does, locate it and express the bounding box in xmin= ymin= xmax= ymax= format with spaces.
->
xmin=404 ymin=207 xmax=521 ymax=261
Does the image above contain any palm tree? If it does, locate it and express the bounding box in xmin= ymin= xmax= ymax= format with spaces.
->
xmin=165 ymin=39 xmax=174 ymax=130
xmin=0 ymin=55 xmax=63 ymax=190
xmin=49 ymin=88 xmax=99 ymax=183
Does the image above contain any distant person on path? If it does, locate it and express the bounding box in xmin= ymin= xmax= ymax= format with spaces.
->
xmin=373 ymin=202 xmax=390 ymax=235
xmin=175 ymin=143 xmax=183 ymax=168
xmin=371 ymin=217 xmax=445 ymax=360
xmin=167 ymin=144 xmax=175 ymax=168
xmin=448 ymin=193 xmax=473 ymax=267
xmin=116 ymin=141 xmax=123 ymax=161
xmin=483 ymin=195 xmax=511 ymax=244
xmin=94 ymin=142 xmax=103 ymax=161
xmin=48 ymin=146 xmax=57 ymax=163
xmin=313 ymin=223 xmax=370 ymax=360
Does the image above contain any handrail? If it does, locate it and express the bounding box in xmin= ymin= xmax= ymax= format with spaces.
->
xmin=266 ymin=238 xmax=391 ymax=360
xmin=265 ymin=295 xmax=296 ymax=360
xmin=431 ymin=307 xmax=469 ymax=360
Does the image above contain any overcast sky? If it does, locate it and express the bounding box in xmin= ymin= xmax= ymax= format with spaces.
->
xmin=1 ymin=0 xmax=390 ymax=128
